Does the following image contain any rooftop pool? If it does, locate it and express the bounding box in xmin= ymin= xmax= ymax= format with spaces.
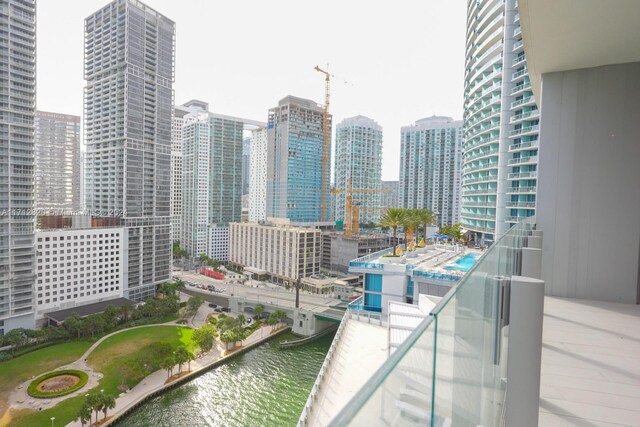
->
xmin=444 ymin=253 xmax=480 ymax=272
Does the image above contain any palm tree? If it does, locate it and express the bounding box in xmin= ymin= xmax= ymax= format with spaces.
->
xmin=100 ymin=394 xmax=116 ymax=420
xmin=160 ymin=357 xmax=173 ymax=379
xmin=415 ymin=208 xmax=434 ymax=241
xmin=186 ymin=350 xmax=196 ymax=371
xmin=254 ymin=304 xmax=264 ymax=320
xmin=379 ymin=208 xmax=407 ymax=255
xmin=75 ymin=404 xmax=92 ymax=427
xmin=175 ymin=346 xmax=189 ymax=374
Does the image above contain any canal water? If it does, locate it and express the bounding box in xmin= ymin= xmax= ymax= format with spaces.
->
xmin=119 ymin=332 xmax=332 ymax=427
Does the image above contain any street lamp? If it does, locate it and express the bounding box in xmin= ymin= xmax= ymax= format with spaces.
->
xmin=50 ymin=416 xmax=55 ymax=427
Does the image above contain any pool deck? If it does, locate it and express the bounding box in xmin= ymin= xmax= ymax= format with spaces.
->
xmin=539 ymin=296 xmax=640 ymax=426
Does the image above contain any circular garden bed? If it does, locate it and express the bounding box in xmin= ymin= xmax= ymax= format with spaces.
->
xmin=27 ymin=369 xmax=89 ymax=398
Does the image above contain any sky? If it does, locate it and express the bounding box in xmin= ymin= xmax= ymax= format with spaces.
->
xmin=37 ymin=0 xmax=466 ymax=181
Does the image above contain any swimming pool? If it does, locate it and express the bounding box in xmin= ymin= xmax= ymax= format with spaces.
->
xmin=444 ymin=253 xmax=479 ymax=272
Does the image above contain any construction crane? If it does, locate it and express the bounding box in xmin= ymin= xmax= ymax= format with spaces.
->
xmin=331 ymin=178 xmax=390 ymax=237
xmin=315 ymin=65 xmax=331 ymax=221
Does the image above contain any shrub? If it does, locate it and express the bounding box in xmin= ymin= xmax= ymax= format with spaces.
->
xmin=28 ymin=369 xmax=89 ymax=398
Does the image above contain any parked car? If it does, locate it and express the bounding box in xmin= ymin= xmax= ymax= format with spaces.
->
xmin=208 ymin=303 xmax=217 ymax=308
xmin=214 ymin=308 xmax=223 ymax=313
xmin=221 ymin=307 xmax=231 ymax=313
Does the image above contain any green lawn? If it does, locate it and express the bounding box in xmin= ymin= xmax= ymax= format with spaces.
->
xmin=8 ymin=325 xmax=194 ymax=427
xmin=0 ymin=341 xmax=92 ymax=426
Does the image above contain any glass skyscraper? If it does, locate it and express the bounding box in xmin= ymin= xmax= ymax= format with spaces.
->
xmin=0 ymin=0 xmax=36 ymax=333
xmin=266 ymin=96 xmax=331 ymax=223
xmin=84 ymin=0 xmax=175 ymax=301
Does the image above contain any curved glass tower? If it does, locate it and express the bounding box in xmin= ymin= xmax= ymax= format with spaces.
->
xmin=462 ymin=0 xmax=538 ymax=245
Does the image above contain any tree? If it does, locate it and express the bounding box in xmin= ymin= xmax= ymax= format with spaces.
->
xmin=121 ymin=303 xmax=134 ymax=324
xmin=236 ymin=314 xmax=246 ymax=325
xmin=192 ymin=324 xmax=217 ymax=353
xmin=379 ymin=208 xmax=407 ymax=255
xmin=75 ymin=403 xmax=92 ymax=427
xmin=174 ymin=345 xmax=189 ymax=374
xmin=160 ymin=355 xmax=174 ymax=379
xmin=415 ymin=208 xmax=434 ymax=240
xmin=5 ymin=328 xmax=28 ymax=354
xmin=186 ymin=295 xmax=204 ymax=315
xmin=100 ymin=393 xmax=116 ymax=420
xmin=83 ymin=314 xmax=106 ymax=338
xmin=103 ymin=304 xmax=119 ymax=329
xmin=273 ymin=310 xmax=288 ymax=326
xmin=400 ymin=208 xmax=420 ymax=249
xmin=267 ymin=312 xmax=278 ymax=331
xmin=254 ymin=304 xmax=264 ymax=320
xmin=63 ymin=313 xmax=83 ymax=338
xmin=86 ymin=393 xmax=103 ymax=424
xmin=186 ymin=349 xmax=196 ymax=371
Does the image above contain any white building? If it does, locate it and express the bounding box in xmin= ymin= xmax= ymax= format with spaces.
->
xmin=399 ymin=116 xmax=463 ymax=227
xmin=334 ymin=116 xmax=383 ymax=226
xmin=462 ymin=0 xmax=539 ymax=245
xmin=34 ymin=227 xmax=126 ymax=325
xmin=248 ymin=127 xmax=268 ymax=222
xmin=170 ymin=104 xmax=190 ymax=243
xmin=228 ymin=219 xmax=322 ymax=285
xmin=207 ymin=225 xmax=229 ymax=262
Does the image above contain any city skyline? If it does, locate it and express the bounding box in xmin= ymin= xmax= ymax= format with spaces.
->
xmin=36 ymin=0 xmax=466 ymax=182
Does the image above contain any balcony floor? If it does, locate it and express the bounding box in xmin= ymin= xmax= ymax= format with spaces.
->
xmin=539 ymin=296 xmax=640 ymax=426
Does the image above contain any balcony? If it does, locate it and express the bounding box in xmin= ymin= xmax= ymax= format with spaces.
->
xmin=512 ymin=40 xmax=524 ymax=51
xmin=510 ymin=109 xmax=539 ymax=123
xmin=462 ymin=212 xmax=494 ymax=220
xmin=509 ymin=124 xmax=540 ymax=138
xmin=329 ymin=218 xmax=538 ymax=426
xmin=463 ymin=175 xmax=497 ymax=184
xmin=508 ymin=155 xmax=538 ymax=166
xmin=508 ymin=171 xmax=537 ymax=180
xmin=465 ymin=147 xmax=499 ymax=161
xmin=506 ymin=201 xmax=535 ymax=208
xmin=510 ymin=96 xmax=535 ymax=109
xmin=511 ymin=68 xmax=528 ymax=81
xmin=509 ymin=140 xmax=539 ymax=151
xmin=511 ymin=81 xmax=531 ymax=95
xmin=506 ymin=186 xmax=537 ymax=194
xmin=512 ymin=55 xmax=526 ymax=67
xmin=464 ymin=188 xmax=498 ymax=195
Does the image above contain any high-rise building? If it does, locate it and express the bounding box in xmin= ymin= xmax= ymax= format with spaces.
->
xmin=399 ymin=116 xmax=463 ymax=227
xmin=334 ymin=116 xmax=383 ymax=226
xmin=0 ymin=0 xmax=37 ymax=334
xmin=170 ymin=104 xmax=189 ymax=243
xmin=34 ymin=111 xmax=81 ymax=212
xmin=242 ymin=137 xmax=251 ymax=196
xmin=462 ymin=0 xmax=539 ymax=245
xmin=249 ymin=126 xmax=267 ymax=222
xmin=180 ymin=101 xmax=253 ymax=261
xmin=380 ymin=180 xmax=399 ymax=212
xmin=84 ymin=0 xmax=175 ymax=301
xmin=266 ymin=96 xmax=331 ymax=223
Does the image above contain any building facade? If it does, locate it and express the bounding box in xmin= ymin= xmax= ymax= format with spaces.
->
xmin=334 ymin=116 xmax=383 ymax=226
xmin=399 ymin=116 xmax=463 ymax=228
xmin=84 ymin=0 xmax=175 ymax=301
xmin=0 ymin=0 xmax=37 ymax=333
xmin=229 ymin=219 xmax=322 ymax=285
xmin=321 ymin=232 xmax=390 ymax=274
xmin=248 ymin=127 xmax=267 ymax=222
xmin=462 ymin=0 xmax=539 ymax=245
xmin=266 ymin=96 xmax=331 ymax=223
xmin=380 ymin=181 xmax=399 ymax=212
xmin=34 ymin=227 xmax=125 ymax=324
xmin=34 ymin=111 xmax=81 ymax=212
xmin=181 ymin=102 xmax=244 ymax=261
xmin=170 ymin=104 xmax=190 ymax=243
xmin=242 ymin=137 xmax=250 ymax=196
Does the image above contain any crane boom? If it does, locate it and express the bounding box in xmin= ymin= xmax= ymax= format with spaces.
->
xmin=315 ymin=65 xmax=330 ymax=221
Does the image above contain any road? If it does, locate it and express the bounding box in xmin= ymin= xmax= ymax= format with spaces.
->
xmin=174 ymin=270 xmax=341 ymax=310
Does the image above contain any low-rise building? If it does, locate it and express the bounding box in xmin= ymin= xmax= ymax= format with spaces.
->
xmin=321 ymin=232 xmax=390 ymax=274
xmin=34 ymin=225 xmax=126 ymax=326
xmin=228 ymin=218 xmax=322 ymax=286
xmin=300 ymin=274 xmax=336 ymax=295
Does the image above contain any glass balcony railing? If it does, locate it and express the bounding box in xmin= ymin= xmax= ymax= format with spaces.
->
xmin=329 ymin=217 xmax=537 ymax=427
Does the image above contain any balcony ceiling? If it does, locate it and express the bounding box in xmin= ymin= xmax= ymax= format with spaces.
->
xmin=519 ymin=0 xmax=640 ymax=102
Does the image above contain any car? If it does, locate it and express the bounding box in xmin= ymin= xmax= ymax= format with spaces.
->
xmin=208 ymin=303 xmax=217 ymax=308
xmin=221 ymin=307 xmax=231 ymax=313
xmin=214 ymin=307 xmax=223 ymax=313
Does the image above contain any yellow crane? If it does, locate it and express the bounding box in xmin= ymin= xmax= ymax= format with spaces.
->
xmin=331 ymin=178 xmax=390 ymax=237
xmin=315 ymin=65 xmax=331 ymax=221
